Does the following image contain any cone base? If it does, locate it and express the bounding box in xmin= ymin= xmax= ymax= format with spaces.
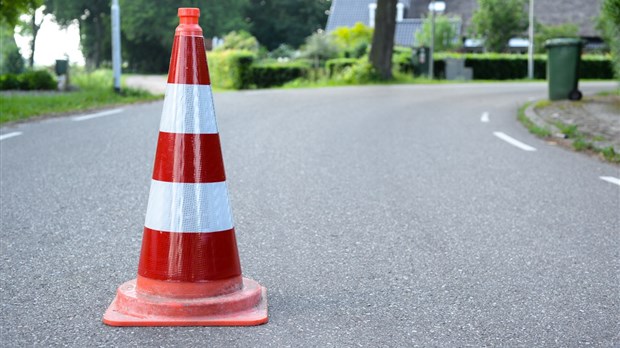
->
xmin=103 ymin=277 xmax=268 ymax=327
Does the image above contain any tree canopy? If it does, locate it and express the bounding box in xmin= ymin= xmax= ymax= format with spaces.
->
xmin=470 ymin=0 xmax=528 ymax=52
xmin=1 ymin=0 xmax=31 ymax=26
xmin=14 ymin=0 xmax=332 ymax=72
xmin=246 ymin=0 xmax=330 ymax=50
xmin=415 ymin=15 xmax=462 ymax=52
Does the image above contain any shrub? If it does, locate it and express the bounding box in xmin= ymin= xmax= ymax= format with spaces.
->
xmin=415 ymin=15 xmax=462 ymax=51
xmin=0 ymin=73 xmax=20 ymax=90
xmin=3 ymin=47 xmax=25 ymax=74
xmin=331 ymin=22 xmax=373 ymax=58
xmin=207 ymin=50 xmax=255 ymax=89
xmin=534 ymin=22 xmax=579 ymax=53
xmin=22 ymin=70 xmax=57 ymax=90
xmin=300 ymin=32 xmax=339 ymax=68
xmin=250 ymin=63 xmax=308 ymax=88
xmin=326 ymin=58 xmax=358 ymax=76
xmin=597 ymin=0 xmax=620 ymax=80
xmin=393 ymin=47 xmax=413 ymax=74
xmin=0 ymin=70 xmax=56 ymax=90
xmin=339 ymin=60 xmax=379 ymax=84
xmin=216 ymin=31 xmax=260 ymax=52
xmin=269 ymin=44 xmax=296 ymax=59
xmin=581 ymin=55 xmax=615 ymax=79
xmin=72 ymin=69 xmax=114 ymax=90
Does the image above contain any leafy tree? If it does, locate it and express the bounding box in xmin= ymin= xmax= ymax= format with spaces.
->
xmin=44 ymin=0 xmax=111 ymax=69
xmin=44 ymin=0 xmax=248 ymax=72
xmin=216 ymin=30 xmax=259 ymax=52
xmin=470 ymin=0 xmax=527 ymax=52
xmin=0 ymin=23 xmax=25 ymax=73
xmin=119 ymin=0 xmax=249 ymax=72
xmin=1 ymin=0 xmax=31 ymax=26
xmin=246 ymin=0 xmax=330 ymax=50
xmin=415 ymin=14 xmax=462 ymax=52
xmin=300 ymin=31 xmax=339 ymax=66
xmin=369 ymin=0 xmax=397 ymax=80
xmin=269 ymin=44 xmax=296 ymax=59
xmin=331 ymin=22 xmax=373 ymax=58
xmin=16 ymin=0 xmax=44 ymax=68
xmin=534 ymin=22 xmax=579 ymax=53
xmin=598 ymin=0 xmax=620 ymax=79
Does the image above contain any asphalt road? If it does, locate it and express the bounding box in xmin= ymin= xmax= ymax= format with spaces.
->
xmin=1 ymin=82 xmax=619 ymax=347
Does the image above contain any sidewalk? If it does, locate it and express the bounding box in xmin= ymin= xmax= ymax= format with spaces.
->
xmin=124 ymin=75 xmax=167 ymax=95
xmin=524 ymin=92 xmax=620 ymax=163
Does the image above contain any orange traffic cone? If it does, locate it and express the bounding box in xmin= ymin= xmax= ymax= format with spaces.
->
xmin=103 ymin=8 xmax=268 ymax=326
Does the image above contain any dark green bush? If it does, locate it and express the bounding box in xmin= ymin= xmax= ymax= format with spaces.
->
xmin=0 ymin=70 xmax=57 ymax=90
xmin=233 ymin=54 xmax=254 ymax=89
xmin=462 ymin=55 xmax=546 ymax=79
xmin=250 ymin=63 xmax=308 ymax=88
xmin=393 ymin=48 xmax=413 ymax=74
xmin=0 ymin=73 xmax=20 ymax=90
xmin=325 ymin=58 xmax=358 ymax=76
xmin=431 ymin=53 xmax=613 ymax=80
xmin=207 ymin=50 xmax=255 ymax=89
xmin=18 ymin=70 xmax=57 ymax=90
xmin=3 ymin=47 xmax=25 ymax=74
xmin=580 ymin=56 xmax=614 ymax=79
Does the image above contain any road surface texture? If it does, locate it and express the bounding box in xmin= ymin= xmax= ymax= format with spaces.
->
xmin=1 ymin=82 xmax=619 ymax=347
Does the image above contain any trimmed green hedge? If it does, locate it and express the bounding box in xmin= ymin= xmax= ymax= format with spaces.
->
xmin=208 ymin=50 xmax=309 ymax=89
xmin=424 ymin=53 xmax=614 ymax=80
xmin=250 ymin=63 xmax=308 ymax=88
xmin=0 ymin=70 xmax=57 ymax=90
xmin=326 ymin=58 xmax=358 ymax=77
xmin=207 ymin=50 xmax=255 ymax=89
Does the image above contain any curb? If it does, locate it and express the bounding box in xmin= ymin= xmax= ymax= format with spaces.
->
xmin=521 ymin=99 xmax=619 ymax=164
xmin=524 ymin=102 xmax=563 ymax=138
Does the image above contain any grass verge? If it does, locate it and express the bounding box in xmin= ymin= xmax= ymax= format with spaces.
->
xmin=518 ymin=100 xmax=620 ymax=164
xmin=0 ymin=69 xmax=161 ymax=125
xmin=517 ymin=102 xmax=552 ymax=137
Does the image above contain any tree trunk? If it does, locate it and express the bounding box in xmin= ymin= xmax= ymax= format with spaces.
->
xmin=369 ymin=0 xmax=397 ymax=80
xmin=29 ymin=5 xmax=41 ymax=68
xmin=93 ymin=15 xmax=102 ymax=68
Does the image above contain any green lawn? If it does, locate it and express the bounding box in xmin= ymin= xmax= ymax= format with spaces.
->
xmin=0 ymin=69 xmax=161 ymax=124
xmin=0 ymin=89 xmax=160 ymax=124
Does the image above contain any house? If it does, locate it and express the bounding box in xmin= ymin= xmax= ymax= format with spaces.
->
xmin=325 ymin=0 xmax=459 ymax=47
xmin=325 ymin=0 xmax=604 ymax=49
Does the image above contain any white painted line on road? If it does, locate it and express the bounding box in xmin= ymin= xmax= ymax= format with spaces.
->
xmin=0 ymin=132 xmax=22 ymax=141
xmin=493 ymin=131 xmax=537 ymax=151
xmin=600 ymin=176 xmax=620 ymax=186
xmin=72 ymin=108 xmax=124 ymax=121
xmin=481 ymin=112 xmax=490 ymax=123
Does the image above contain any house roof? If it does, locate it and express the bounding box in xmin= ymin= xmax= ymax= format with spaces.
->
xmin=326 ymin=0 xmax=407 ymax=31
xmin=394 ymin=19 xmax=422 ymax=47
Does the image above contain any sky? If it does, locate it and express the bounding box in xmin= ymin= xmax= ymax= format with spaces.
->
xmin=15 ymin=9 xmax=85 ymax=67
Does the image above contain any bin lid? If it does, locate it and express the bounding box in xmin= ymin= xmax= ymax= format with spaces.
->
xmin=544 ymin=38 xmax=583 ymax=48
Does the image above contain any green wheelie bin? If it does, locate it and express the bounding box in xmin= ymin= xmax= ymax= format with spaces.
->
xmin=545 ymin=38 xmax=583 ymax=101
xmin=411 ymin=46 xmax=430 ymax=77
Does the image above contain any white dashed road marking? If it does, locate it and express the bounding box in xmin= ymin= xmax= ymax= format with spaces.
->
xmin=600 ymin=176 xmax=620 ymax=186
xmin=481 ymin=112 xmax=489 ymax=123
xmin=0 ymin=132 xmax=22 ymax=141
xmin=72 ymin=109 xmax=124 ymax=121
xmin=493 ymin=131 xmax=537 ymax=151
